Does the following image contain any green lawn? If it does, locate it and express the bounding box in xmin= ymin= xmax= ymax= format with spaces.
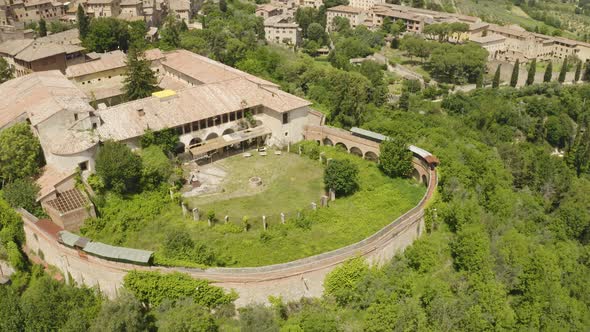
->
xmin=86 ymin=146 xmax=426 ymax=267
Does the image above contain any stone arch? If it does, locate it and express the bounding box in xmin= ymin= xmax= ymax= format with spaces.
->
xmin=222 ymin=128 xmax=235 ymax=136
xmin=364 ymin=151 xmax=378 ymax=162
xmin=422 ymin=174 xmax=428 ymax=186
xmin=323 ymin=138 xmax=333 ymax=146
xmin=335 ymin=142 xmax=347 ymax=152
xmin=205 ymin=132 xmax=219 ymax=141
xmin=189 ymin=137 xmax=202 ymax=146
xmin=350 ymin=146 xmax=363 ymax=157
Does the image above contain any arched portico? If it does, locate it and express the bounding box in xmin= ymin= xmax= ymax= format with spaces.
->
xmin=350 ymin=146 xmax=363 ymax=157
xmin=323 ymin=138 xmax=333 ymax=146
xmin=205 ymin=132 xmax=219 ymax=141
xmin=335 ymin=142 xmax=347 ymax=151
xmin=364 ymin=151 xmax=378 ymax=161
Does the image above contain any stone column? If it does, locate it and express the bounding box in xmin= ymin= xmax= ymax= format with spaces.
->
xmin=224 ymin=215 xmax=229 ymax=224
xmin=181 ymin=203 xmax=187 ymax=217
xmin=329 ymin=188 xmax=335 ymax=201
xmin=320 ymin=195 xmax=329 ymax=207
xmin=192 ymin=208 xmax=199 ymax=221
xmin=311 ymin=202 xmax=317 ymax=211
xmin=280 ymin=212 xmax=285 ymax=224
xmin=262 ymin=215 xmax=267 ymax=230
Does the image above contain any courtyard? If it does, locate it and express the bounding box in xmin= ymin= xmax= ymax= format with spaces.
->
xmin=86 ymin=146 xmax=427 ymax=267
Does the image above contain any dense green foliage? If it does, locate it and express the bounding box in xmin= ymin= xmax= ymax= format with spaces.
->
xmin=0 ymin=123 xmax=43 ymax=183
xmin=526 ymin=58 xmax=536 ymax=85
xmin=77 ymin=4 xmax=90 ymax=39
xmin=140 ymin=128 xmax=180 ymax=154
xmin=123 ymin=47 xmax=158 ymax=101
xmin=139 ymin=146 xmax=173 ymax=191
xmin=0 ymin=197 xmax=25 ymax=270
xmin=0 ymin=57 xmax=13 ymax=83
xmin=1 ymin=178 xmax=43 ymax=216
xmin=324 ymin=159 xmax=359 ymax=196
xmin=83 ymin=18 xmax=130 ymax=52
xmin=379 ymin=137 xmax=414 ymax=178
xmin=95 ymin=141 xmax=142 ymax=194
xmin=510 ymin=59 xmax=520 ymax=87
xmin=123 ymin=271 xmax=237 ymax=308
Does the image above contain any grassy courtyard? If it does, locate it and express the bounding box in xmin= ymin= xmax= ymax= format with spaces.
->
xmin=84 ymin=146 xmax=426 ymax=267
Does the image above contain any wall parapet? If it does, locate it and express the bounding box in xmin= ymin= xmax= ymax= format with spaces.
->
xmin=19 ymin=126 xmax=439 ymax=305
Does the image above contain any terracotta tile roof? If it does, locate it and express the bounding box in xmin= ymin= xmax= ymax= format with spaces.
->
xmin=0 ymin=38 xmax=33 ymax=56
xmin=36 ymin=165 xmax=74 ymax=200
xmin=66 ymin=50 xmax=126 ymax=78
xmin=328 ymin=5 xmax=364 ymax=14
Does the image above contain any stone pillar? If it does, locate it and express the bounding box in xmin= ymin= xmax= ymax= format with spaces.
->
xmin=192 ymin=208 xmax=199 ymax=221
xmin=262 ymin=215 xmax=267 ymax=230
xmin=224 ymin=215 xmax=229 ymax=224
xmin=280 ymin=212 xmax=285 ymax=224
xmin=298 ymin=145 xmax=302 ymax=155
xmin=327 ymin=158 xmax=333 ymax=165
xmin=311 ymin=202 xmax=317 ymax=211
xmin=208 ymin=218 xmax=212 ymax=227
xmin=181 ymin=203 xmax=187 ymax=217
xmin=169 ymin=188 xmax=174 ymax=200
xmin=320 ymin=195 xmax=329 ymax=207
xmin=329 ymin=188 xmax=335 ymax=201
xmin=319 ymin=152 xmax=325 ymax=164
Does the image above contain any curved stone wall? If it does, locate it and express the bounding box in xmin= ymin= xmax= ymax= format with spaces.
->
xmin=21 ymin=131 xmax=438 ymax=307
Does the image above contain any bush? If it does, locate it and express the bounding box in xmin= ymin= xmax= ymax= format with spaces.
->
xmin=140 ymin=146 xmax=172 ymax=190
xmin=0 ymin=123 xmax=43 ymax=182
xmin=299 ymin=141 xmax=320 ymax=160
xmin=324 ymin=256 xmax=368 ymax=306
xmin=162 ymin=230 xmax=217 ymax=266
xmin=95 ymin=141 xmax=142 ymax=194
xmin=140 ymin=128 xmax=180 ymax=154
xmin=123 ymin=271 xmax=237 ymax=308
xmin=324 ymin=159 xmax=359 ymax=196
xmin=2 ymin=178 xmax=43 ymax=216
xmin=379 ymin=138 xmax=414 ymax=178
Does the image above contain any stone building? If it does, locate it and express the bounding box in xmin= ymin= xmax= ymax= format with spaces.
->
xmin=85 ymin=0 xmax=121 ymax=17
xmin=0 ymin=49 xmax=317 ymax=228
xmin=7 ymin=0 xmax=65 ymax=23
xmin=326 ymin=5 xmax=366 ymax=31
xmin=255 ymin=4 xmax=281 ymax=19
xmin=0 ymin=29 xmax=85 ymax=77
xmin=263 ymin=14 xmax=302 ymax=46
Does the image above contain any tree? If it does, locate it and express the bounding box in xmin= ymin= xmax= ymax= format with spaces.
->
xmin=95 ymin=140 xmax=142 ymax=194
xmin=156 ymin=298 xmax=218 ymax=332
xmin=324 ymin=159 xmax=359 ymax=196
xmin=238 ymin=304 xmax=279 ymax=332
xmin=583 ymin=62 xmax=590 ymax=81
xmin=38 ymin=19 xmax=47 ymax=37
xmin=2 ymin=178 xmax=43 ymax=216
xmin=510 ymin=59 xmax=519 ymax=87
xmin=83 ymin=18 xmax=130 ymax=52
xmin=0 ymin=57 xmax=14 ymax=83
xmin=544 ymin=61 xmax=553 ymax=82
xmin=140 ymin=128 xmax=180 ymax=154
xmin=492 ymin=64 xmax=501 ymax=88
xmin=0 ymin=123 xmax=43 ymax=182
xmin=89 ymin=292 xmax=148 ymax=332
xmin=379 ymin=138 xmax=414 ymax=178
xmin=526 ymin=58 xmax=536 ymax=85
xmin=123 ymin=47 xmax=157 ymax=101
xmin=128 ymin=20 xmax=148 ymax=50
xmin=307 ymin=23 xmax=326 ymax=44
xmin=324 ymin=257 xmax=368 ymax=306
xmin=77 ymin=4 xmax=90 ymax=39
xmin=140 ymin=146 xmax=172 ymax=190
xmin=160 ymin=15 xmax=182 ymax=50
xmin=574 ymin=61 xmax=582 ymax=83
xmin=558 ymin=58 xmax=568 ymax=83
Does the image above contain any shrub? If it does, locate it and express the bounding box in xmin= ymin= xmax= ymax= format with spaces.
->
xmin=324 ymin=256 xmax=368 ymax=306
xmin=140 ymin=146 xmax=172 ymax=190
xmin=123 ymin=271 xmax=237 ymax=308
xmin=379 ymin=138 xmax=414 ymax=178
xmin=299 ymin=141 xmax=320 ymax=160
xmin=162 ymin=230 xmax=217 ymax=266
xmin=0 ymin=123 xmax=43 ymax=182
xmin=140 ymin=128 xmax=180 ymax=154
xmin=95 ymin=141 xmax=142 ymax=194
xmin=324 ymin=159 xmax=359 ymax=196
xmin=2 ymin=178 xmax=43 ymax=216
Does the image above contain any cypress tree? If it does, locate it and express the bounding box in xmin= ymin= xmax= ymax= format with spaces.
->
xmin=526 ymin=58 xmax=537 ymax=85
xmin=38 ymin=19 xmax=47 ymax=37
xmin=584 ymin=62 xmax=590 ymax=82
xmin=558 ymin=58 xmax=568 ymax=83
xmin=544 ymin=62 xmax=553 ymax=82
xmin=574 ymin=61 xmax=582 ymax=83
xmin=77 ymin=4 xmax=90 ymax=39
xmin=123 ymin=47 xmax=158 ymax=101
xmin=510 ymin=59 xmax=520 ymax=87
xmin=492 ymin=64 xmax=501 ymax=88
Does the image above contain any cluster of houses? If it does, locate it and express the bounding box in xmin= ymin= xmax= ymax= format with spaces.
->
xmin=0 ymin=48 xmax=319 ymax=231
xmin=326 ymin=0 xmax=590 ymax=63
xmin=0 ymin=0 xmax=203 ymax=41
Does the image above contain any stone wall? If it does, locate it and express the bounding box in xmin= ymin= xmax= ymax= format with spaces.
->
xmin=20 ymin=132 xmax=437 ymax=307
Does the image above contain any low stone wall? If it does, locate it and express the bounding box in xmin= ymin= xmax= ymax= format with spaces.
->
xmin=20 ymin=135 xmax=438 ymax=307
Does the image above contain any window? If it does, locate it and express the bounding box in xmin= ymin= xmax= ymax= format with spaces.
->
xmin=92 ymin=123 xmax=98 ymax=129
xmin=78 ymin=161 xmax=88 ymax=171
xmin=184 ymin=123 xmax=191 ymax=133
xmin=137 ymin=108 xmax=145 ymax=116
xmin=230 ymin=112 xmax=236 ymax=121
xmin=282 ymin=112 xmax=289 ymax=124
xmin=74 ymin=113 xmax=78 ymax=121
xmin=199 ymin=119 xmax=206 ymax=129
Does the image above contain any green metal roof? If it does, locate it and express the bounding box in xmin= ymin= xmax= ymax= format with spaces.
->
xmin=350 ymin=127 xmax=389 ymax=142
xmin=83 ymin=242 xmax=153 ymax=264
